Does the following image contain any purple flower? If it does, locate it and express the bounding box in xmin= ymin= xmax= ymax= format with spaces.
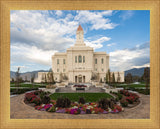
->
xmin=103 ymin=110 xmax=108 ymax=114
xmin=70 ymin=109 xmax=76 ymax=114
xmin=56 ymin=109 xmax=66 ymax=113
xmin=40 ymin=108 xmax=46 ymax=111
xmin=80 ymin=111 xmax=86 ymax=114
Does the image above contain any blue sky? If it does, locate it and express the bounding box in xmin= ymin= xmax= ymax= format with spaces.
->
xmin=10 ymin=10 xmax=150 ymax=72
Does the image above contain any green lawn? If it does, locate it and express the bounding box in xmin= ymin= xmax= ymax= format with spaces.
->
xmin=50 ymin=93 xmax=113 ymax=102
xmin=116 ymin=84 xmax=150 ymax=88
xmin=10 ymin=83 xmax=45 ymax=88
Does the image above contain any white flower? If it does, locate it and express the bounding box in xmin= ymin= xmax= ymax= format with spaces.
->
xmin=108 ymin=108 xmax=112 ymax=112
xmin=72 ymin=106 xmax=78 ymax=109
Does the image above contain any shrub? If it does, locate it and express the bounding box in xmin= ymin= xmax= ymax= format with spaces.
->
xmin=120 ymin=99 xmax=128 ymax=107
xmin=25 ymin=92 xmax=36 ymax=102
xmin=126 ymin=96 xmax=134 ymax=104
xmin=56 ymin=97 xmax=71 ymax=108
xmin=56 ymin=97 xmax=64 ymax=108
xmin=47 ymin=106 xmax=55 ymax=112
xmin=30 ymin=97 xmax=41 ymax=105
xmin=42 ymin=95 xmax=51 ymax=104
xmin=78 ymin=97 xmax=85 ymax=104
xmin=98 ymin=98 xmax=109 ymax=110
xmin=63 ymin=98 xmax=71 ymax=108
xmin=108 ymin=99 xmax=115 ymax=109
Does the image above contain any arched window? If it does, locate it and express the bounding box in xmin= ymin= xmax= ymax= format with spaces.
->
xmin=78 ymin=55 xmax=82 ymax=63
xmin=63 ymin=59 xmax=65 ymax=64
xmin=75 ymin=56 xmax=77 ymax=63
xmin=57 ymin=59 xmax=59 ymax=64
xmin=101 ymin=58 xmax=104 ymax=64
xmin=95 ymin=58 xmax=97 ymax=64
xmin=83 ymin=56 xmax=85 ymax=63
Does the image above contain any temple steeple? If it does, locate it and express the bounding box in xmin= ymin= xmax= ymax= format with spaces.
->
xmin=75 ymin=25 xmax=85 ymax=46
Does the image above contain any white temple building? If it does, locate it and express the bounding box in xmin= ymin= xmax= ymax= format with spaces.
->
xmin=35 ymin=25 xmax=124 ymax=83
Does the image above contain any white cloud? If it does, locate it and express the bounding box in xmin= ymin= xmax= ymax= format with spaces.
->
xmin=109 ymin=42 xmax=150 ymax=71
xmin=75 ymin=10 xmax=118 ymax=30
xmin=11 ymin=44 xmax=58 ymax=66
xmin=107 ymin=43 xmax=116 ymax=47
xmin=131 ymin=63 xmax=150 ymax=69
xmin=120 ymin=10 xmax=134 ymax=20
xmin=85 ymin=37 xmax=111 ymax=49
xmin=55 ymin=10 xmax=63 ymax=16
xmin=10 ymin=10 xmax=77 ymax=51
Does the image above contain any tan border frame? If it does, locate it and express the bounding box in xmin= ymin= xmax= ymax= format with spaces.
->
xmin=0 ymin=0 xmax=160 ymax=129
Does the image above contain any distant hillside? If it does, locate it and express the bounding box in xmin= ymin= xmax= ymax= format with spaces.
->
xmin=10 ymin=70 xmax=48 ymax=81
xmin=125 ymin=67 xmax=150 ymax=77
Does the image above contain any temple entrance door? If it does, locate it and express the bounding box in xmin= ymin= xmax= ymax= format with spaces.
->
xmin=75 ymin=76 xmax=77 ymax=83
xmin=78 ymin=75 xmax=82 ymax=83
xmin=83 ymin=76 xmax=85 ymax=83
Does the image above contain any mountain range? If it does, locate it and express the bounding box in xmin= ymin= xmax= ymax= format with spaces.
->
xmin=10 ymin=70 xmax=48 ymax=81
xmin=10 ymin=67 xmax=149 ymax=80
xmin=124 ymin=67 xmax=150 ymax=77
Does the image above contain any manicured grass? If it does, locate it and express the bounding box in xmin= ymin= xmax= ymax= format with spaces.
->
xmin=50 ymin=93 xmax=113 ymax=102
xmin=10 ymin=83 xmax=46 ymax=88
xmin=116 ymin=84 xmax=150 ymax=88
xmin=10 ymin=88 xmax=38 ymax=94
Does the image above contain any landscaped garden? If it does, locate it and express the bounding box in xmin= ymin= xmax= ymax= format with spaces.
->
xmin=10 ymin=83 xmax=46 ymax=95
xmin=24 ymin=89 xmax=140 ymax=115
xmin=50 ymin=93 xmax=113 ymax=102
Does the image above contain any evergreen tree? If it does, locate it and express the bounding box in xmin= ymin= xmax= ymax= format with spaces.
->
xmin=44 ymin=74 xmax=47 ymax=83
xmin=112 ymin=72 xmax=115 ymax=83
xmin=143 ymin=67 xmax=150 ymax=92
xmin=117 ymin=72 xmax=121 ymax=83
xmin=31 ymin=73 xmax=35 ymax=87
xmin=15 ymin=67 xmax=20 ymax=91
xmin=108 ymin=69 xmax=111 ymax=84
xmin=106 ymin=72 xmax=108 ymax=83
xmin=125 ymin=73 xmax=133 ymax=84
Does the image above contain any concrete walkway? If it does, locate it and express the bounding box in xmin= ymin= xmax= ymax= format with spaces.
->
xmin=10 ymin=93 xmax=150 ymax=119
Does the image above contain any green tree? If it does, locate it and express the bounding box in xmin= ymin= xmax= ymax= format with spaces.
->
xmin=108 ymin=69 xmax=111 ymax=84
xmin=44 ymin=74 xmax=47 ymax=84
xmin=59 ymin=72 xmax=63 ymax=82
xmin=15 ymin=67 xmax=20 ymax=91
xmin=11 ymin=78 xmax=14 ymax=83
xmin=117 ymin=72 xmax=121 ymax=83
xmin=143 ymin=67 xmax=150 ymax=92
xmin=47 ymin=69 xmax=55 ymax=85
xmin=31 ymin=73 xmax=35 ymax=87
xmin=106 ymin=72 xmax=108 ymax=84
xmin=125 ymin=73 xmax=133 ymax=84
xmin=25 ymin=76 xmax=27 ymax=82
xmin=112 ymin=72 xmax=115 ymax=83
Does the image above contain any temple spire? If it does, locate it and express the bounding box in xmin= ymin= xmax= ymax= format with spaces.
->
xmin=75 ymin=25 xmax=85 ymax=46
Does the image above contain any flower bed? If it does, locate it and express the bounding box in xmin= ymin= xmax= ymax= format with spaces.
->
xmin=34 ymin=101 xmax=123 ymax=114
xmin=24 ymin=90 xmax=124 ymax=115
xmin=119 ymin=90 xmax=140 ymax=105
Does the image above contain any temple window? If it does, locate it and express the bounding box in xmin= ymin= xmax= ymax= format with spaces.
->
xmin=78 ymin=55 xmax=82 ymax=63
xmin=75 ymin=56 xmax=77 ymax=63
xmin=95 ymin=58 xmax=97 ymax=64
xmin=83 ymin=56 xmax=85 ymax=63
xmin=101 ymin=58 xmax=104 ymax=64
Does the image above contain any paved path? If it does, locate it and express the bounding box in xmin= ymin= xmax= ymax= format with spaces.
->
xmin=57 ymin=86 xmax=104 ymax=93
xmin=10 ymin=93 xmax=150 ymax=119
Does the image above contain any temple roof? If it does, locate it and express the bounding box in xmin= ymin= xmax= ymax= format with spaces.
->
xmin=77 ymin=25 xmax=83 ymax=31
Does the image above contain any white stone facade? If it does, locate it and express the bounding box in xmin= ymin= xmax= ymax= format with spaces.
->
xmin=52 ymin=25 xmax=124 ymax=83
xmin=35 ymin=25 xmax=124 ymax=83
